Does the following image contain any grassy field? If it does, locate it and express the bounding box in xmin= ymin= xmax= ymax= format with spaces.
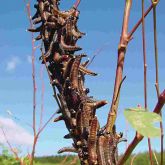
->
xmin=0 ymin=152 xmax=165 ymax=164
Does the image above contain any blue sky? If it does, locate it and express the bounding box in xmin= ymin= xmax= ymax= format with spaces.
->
xmin=0 ymin=0 xmax=165 ymax=156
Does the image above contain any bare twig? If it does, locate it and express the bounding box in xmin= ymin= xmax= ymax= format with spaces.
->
xmin=24 ymin=1 xmax=37 ymax=164
xmin=87 ymin=43 xmax=110 ymax=67
xmin=74 ymin=0 xmax=82 ymax=9
xmin=152 ymin=1 xmax=164 ymax=164
xmin=141 ymin=0 xmax=153 ymax=164
xmin=38 ymin=111 xmax=57 ymax=135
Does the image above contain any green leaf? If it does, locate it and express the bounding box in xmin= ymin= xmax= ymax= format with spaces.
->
xmin=124 ymin=107 xmax=161 ymax=137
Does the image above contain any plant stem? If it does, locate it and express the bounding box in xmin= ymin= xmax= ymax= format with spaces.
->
xmin=106 ymin=0 xmax=132 ymax=133
xmin=128 ymin=4 xmax=153 ymax=39
xmin=74 ymin=0 xmax=81 ymax=9
xmin=24 ymin=1 xmax=37 ymax=164
xmin=153 ymin=4 xmax=164 ymax=165
xmin=141 ymin=1 xmax=153 ymax=164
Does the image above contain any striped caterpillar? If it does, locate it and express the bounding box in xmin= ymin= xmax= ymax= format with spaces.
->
xmin=29 ymin=0 xmax=125 ymax=164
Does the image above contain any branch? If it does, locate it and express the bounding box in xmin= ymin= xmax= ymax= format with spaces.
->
xmin=73 ymin=0 xmax=81 ymax=9
xmin=141 ymin=0 xmax=153 ymax=164
xmin=25 ymin=1 xmax=37 ymax=136
xmin=106 ymin=0 xmax=132 ymax=133
xmin=152 ymin=2 xmax=164 ymax=164
xmin=128 ymin=4 xmax=153 ymax=39
xmin=38 ymin=111 xmax=57 ymax=135
xmin=117 ymin=89 xmax=165 ymax=165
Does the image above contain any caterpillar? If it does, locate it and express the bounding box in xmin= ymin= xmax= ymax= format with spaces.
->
xmin=29 ymin=1 xmax=125 ymax=164
xmin=88 ymin=117 xmax=99 ymax=165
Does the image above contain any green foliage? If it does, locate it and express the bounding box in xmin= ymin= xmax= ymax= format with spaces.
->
xmin=34 ymin=155 xmax=79 ymax=165
xmin=124 ymin=107 xmax=161 ymax=137
xmin=123 ymin=151 xmax=165 ymax=165
xmin=0 ymin=143 xmax=20 ymax=165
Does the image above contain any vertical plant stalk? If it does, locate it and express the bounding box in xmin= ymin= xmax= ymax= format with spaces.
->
xmin=106 ymin=0 xmax=132 ymax=133
xmin=152 ymin=3 xmax=164 ymax=165
xmin=141 ymin=0 xmax=153 ymax=164
xmin=117 ymin=89 xmax=165 ymax=165
xmin=25 ymin=2 xmax=37 ymax=136
xmin=24 ymin=2 xmax=37 ymax=165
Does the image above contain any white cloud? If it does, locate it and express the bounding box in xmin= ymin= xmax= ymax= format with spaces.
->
xmin=0 ymin=117 xmax=33 ymax=146
xmin=27 ymin=55 xmax=32 ymax=64
xmin=6 ymin=56 xmax=21 ymax=71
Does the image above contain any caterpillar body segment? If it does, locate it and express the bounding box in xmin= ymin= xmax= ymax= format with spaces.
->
xmin=79 ymin=65 xmax=98 ymax=76
xmin=58 ymin=147 xmax=77 ymax=154
xmin=33 ymin=17 xmax=42 ymax=24
xmin=28 ymin=25 xmax=42 ymax=32
xmin=53 ymin=7 xmax=76 ymax=18
xmin=97 ymin=136 xmax=106 ymax=165
xmin=53 ymin=115 xmax=64 ymax=122
xmin=63 ymin=57 xmax=76 ymax=81
xmin=88 ymin=117 xmax=99 ymax=165
xmin=70 ymin=55 xmax=83 ymax=89
xmin=60 ymin=35 xmax=82 ymax=52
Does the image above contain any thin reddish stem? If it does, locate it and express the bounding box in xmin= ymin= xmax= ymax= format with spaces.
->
xmin=152 ymin=3 xmax=164 ymax=165
xmin=74 ymin=0 xmax=81 ymax=9
xmin=128 ymin=4 xmax=153 ymax=39
xmin=24 ymin=1 xmax=37 ymax=164
xmin=141 ymin=1 xmax=153 ymax=164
